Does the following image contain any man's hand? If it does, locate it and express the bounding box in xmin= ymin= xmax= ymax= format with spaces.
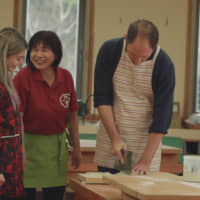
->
xmin=132 ymin=160 xmax=149 ymax=175
xmin=0 ymin=174 xmax=5 ymax=186
xmin=97 ymin=105 xmax=127 ymax=163
xmin=132 ymin=133 xmax=163 ymax=175
xmin=112 ymin=136 xmax=127 ymax=164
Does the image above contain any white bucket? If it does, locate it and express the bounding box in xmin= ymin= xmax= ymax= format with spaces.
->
xmin=183 ymin=155 xmax=200 ymax=182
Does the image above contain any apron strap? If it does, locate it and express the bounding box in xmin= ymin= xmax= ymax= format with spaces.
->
xmin=58 ymin=131 xmax=68 ymax=161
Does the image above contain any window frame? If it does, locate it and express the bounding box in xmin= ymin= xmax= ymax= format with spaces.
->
xmin=183 ymin=0 xmax=198 ymax=120
xmin=194 ymin=0 xmax=200 ymax=113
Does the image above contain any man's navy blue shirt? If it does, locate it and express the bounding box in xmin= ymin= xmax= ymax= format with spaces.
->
xmin=94 ymin=37 xmax=175 ymax=134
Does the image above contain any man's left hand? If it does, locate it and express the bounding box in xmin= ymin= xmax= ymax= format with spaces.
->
xmin=132 ymin=161 xmax=149 ymax=175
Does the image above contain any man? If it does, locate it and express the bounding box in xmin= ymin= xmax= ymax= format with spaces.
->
xmin=94 ymin=19 xmax=175 ymax=175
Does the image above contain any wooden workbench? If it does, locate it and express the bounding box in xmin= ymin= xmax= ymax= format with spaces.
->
xmin=79 ymin=123 xmax=200 ymax=140
xmin=79 ymin=124 xmax=200 ymax=142
xmin=103 ymin=172 xmax=200 ymax=200
xmin=68 ymin=140 xmax=183 ymax=180
xmin=167 ymin=128 xmax=200 ymax=142
xmin=70 ymin=178 xmax=122 ymax=200
xmin=70 ymin=172 xmax=200 ymax=200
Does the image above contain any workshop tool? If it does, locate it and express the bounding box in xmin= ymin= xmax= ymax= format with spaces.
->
xmin=114 ymin=150 xmax=133 ymax=174
xmin=77 ymin=94 xmax=93 ymax=124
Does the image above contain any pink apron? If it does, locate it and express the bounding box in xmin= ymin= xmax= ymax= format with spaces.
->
xmin=95 ymin=40 xmax=161 ymax=172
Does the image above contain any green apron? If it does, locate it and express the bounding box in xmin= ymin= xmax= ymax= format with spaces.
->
xmin=24 ymin=131 xmax=68 ymax=188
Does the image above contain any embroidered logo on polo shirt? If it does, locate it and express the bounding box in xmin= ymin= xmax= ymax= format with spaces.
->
xmin=59 ymin=93 xmax=71 ymax=108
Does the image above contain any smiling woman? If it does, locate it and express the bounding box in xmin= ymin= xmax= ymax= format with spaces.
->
xmin=13 ymin=30 xmax=81 ymax=200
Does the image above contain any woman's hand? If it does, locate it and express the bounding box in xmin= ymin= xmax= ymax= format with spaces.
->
xmin=0 ymin=173 xmax=5 ymax=186
xmin=71 ymin=147 xmax=82 ymax=169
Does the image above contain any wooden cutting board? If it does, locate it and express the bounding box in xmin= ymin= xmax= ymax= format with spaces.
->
xmin=77 ymin=172 xmax=110 ymax=184
xmin=103 ymin=172 xmax=200 ymax=200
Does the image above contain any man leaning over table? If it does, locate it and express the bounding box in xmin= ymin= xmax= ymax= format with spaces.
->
xmin=93 ymin=19 xmax=175 ymax=175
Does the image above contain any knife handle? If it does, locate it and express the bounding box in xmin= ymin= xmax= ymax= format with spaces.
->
xmin=120 ymin=149 xmax=126 ymax=162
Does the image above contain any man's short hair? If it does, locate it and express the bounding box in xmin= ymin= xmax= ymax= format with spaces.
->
xmin=127 ymin=19 xmax=159 ymax=49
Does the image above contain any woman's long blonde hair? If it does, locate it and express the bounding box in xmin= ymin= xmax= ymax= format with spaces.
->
xmin=0 ymin=27 xmax=27 ymax=109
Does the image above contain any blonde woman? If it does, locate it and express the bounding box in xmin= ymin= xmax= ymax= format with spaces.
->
xmin=0 ymin=27 xmax=27 ymax=200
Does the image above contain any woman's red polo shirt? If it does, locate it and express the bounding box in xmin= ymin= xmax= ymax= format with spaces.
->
xmin=13 ymin=66 xmax=79 ymax=135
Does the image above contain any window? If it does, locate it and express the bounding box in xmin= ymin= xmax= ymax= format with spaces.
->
xmin=25 ymin=0 xmax=86 ymax=98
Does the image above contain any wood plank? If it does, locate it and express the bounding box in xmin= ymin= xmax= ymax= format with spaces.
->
xmin=162 ymin=145 xmax=182 ymax=154
xmin=103 ymin=172 xmax=200 ymax=200
xmin=77 ymin=172 xmax=110 ymax=184
xmin=70 ymin=178 xmax=122 ymax=200
xmin=122 ymin=193 xmax=138 ymax=200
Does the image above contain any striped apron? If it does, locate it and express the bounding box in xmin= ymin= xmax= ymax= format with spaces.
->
xmin=95 ymin=41 xmax=161 ymax=172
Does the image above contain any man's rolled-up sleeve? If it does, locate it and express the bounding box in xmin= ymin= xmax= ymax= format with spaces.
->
xmin=149 ymin=57 xmax=175 ymax=134
xmin=94 ymin=43 xmax=114 ymax=107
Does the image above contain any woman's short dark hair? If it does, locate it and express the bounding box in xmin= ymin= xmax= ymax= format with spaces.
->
xmin=26 ymin=30 xmax=62 ymax=70
xmin=126 ymin=19 xmax=159 ymax=49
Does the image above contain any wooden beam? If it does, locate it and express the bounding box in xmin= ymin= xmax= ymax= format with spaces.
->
xmin=183 ymin=0 xmax=192 ymax=119
xmin=87 ymin=0 xmax=95 ymax=116
xmin=13 ymin=0 xmax=19 ymax=28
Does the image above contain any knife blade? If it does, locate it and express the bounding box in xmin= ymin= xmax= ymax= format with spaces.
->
xmin=114 ymin=150 xmax=133 ymax=174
